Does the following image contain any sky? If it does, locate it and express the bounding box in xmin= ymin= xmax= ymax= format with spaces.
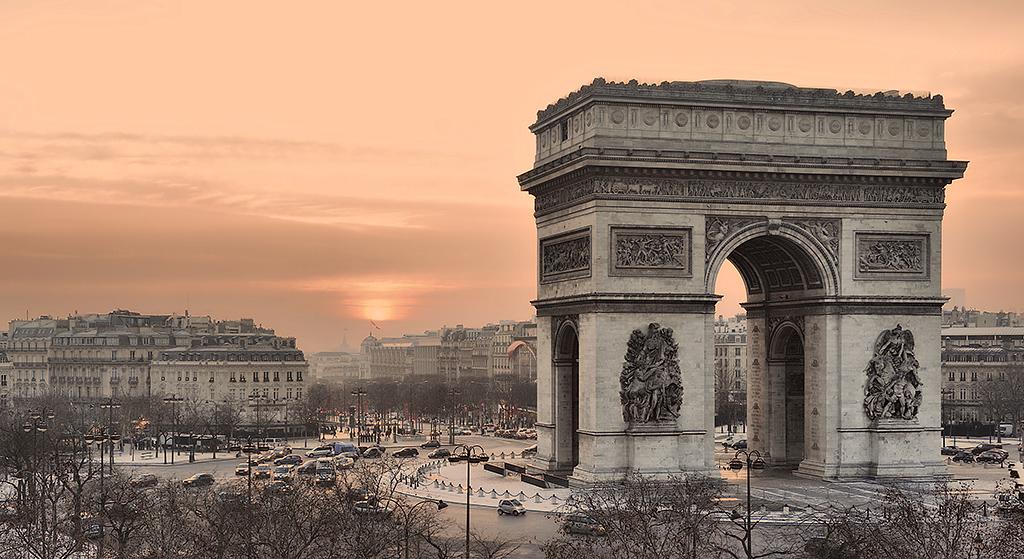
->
xmin=1 ymin=1 xmax=1022 ymax=351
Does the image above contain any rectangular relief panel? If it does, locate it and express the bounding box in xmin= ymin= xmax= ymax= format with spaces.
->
xmin=609 ymin=226 xmax=692 ymax=278
xmin=540 ymin=227 xmax=591 ymax=283
xmin=854 ymin=232 xmax=930 ymax=280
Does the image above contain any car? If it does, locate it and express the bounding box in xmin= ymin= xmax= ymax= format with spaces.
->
xmin=497 ymin=499 xmax=526 ymax=516
xmin=345 ymin=487 xmax=372 ymax=502
xmin=333 ymin=456 xmax=355 ymax=470
xmin=460 ymin=427 xmax=474 ymax=435
xmin=272 ymin=465 xmax=294 ymax=482
xmin=353 ymin=498 xmax=397 ymax=516
xmin=731 ymin=439 xmax=748 ymax=450
xmin=266 ymin=480 xmax=292 ymax=494
xmin=952 ymin=451 xmax=976 ymax=463
xmin=421 ymin=440 xmax=441 ymax=449
xmin=129 ymin=474 xmax=158 ymax=488
xmin=182 ymin=473 xmax=215 ymax=487
xmin=228 ymin=444 xmax=242 ymax=452
xmin=306 ymin=448 xmax=333 ymax=458
xmin=253 ymin=465 xmax=273 ymax=479
xmin=563 ymin=514 xmax=606 ymax=536
xmin=315 ymin=468 xmax=337 ymax=487
xmin=393 ymin=448 xmax=419 ymax=458
xmin=941 ymin=446 xmax=962 ymax=456
xmin=235 ymin=462 xmax=252 ymax=476
xmin=296 ymin=460 xmax=319 ymax=477
xmin=977 ymin=449 xmax=1010 ymax=464
xmin=972 ymin=443 xmax=1003 ymax=455
xmin=361 ymin=447 xmax=385 ymax=459
xmin=428 ymin=448 xmax=451 ymax=459
xmin=84 ymin=521 xmax=104 ymax=540
xmin=256 ymin=452 xmax=276 ymax=464
xmin=274 ymin=454 xmax=303 ymax=466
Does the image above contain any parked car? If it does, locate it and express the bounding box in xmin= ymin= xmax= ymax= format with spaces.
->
xmin=315 ymin=467 xmax=337 ymax=487
xmin=731 ymin=439 xmax=748 ymax=450
xmin=274 ymin=454 xmax=303 ymax=466
xmin=253 ymin=465 xmax=273 ymax=479
xmin=129 ymin=474 xmax=159 ymax=488
xmin=182 ymin=473 xmax=215 ymax=487
xmin=393 ymin=448 xmax=419 ymax=458
xmin=977 ymin=449 xmax=1010 ymax=464
xmin=952 ymin=451 xmax=976 ymax=463
xmin=333 ymin=456 xmax=355 ymax=470
xmin=428 ymin=448 xmax=451 ymax=459
xmin=306 ymin=448 xmax=333 ymax=458
xmin=235 ymin=462 xmax=251 ymax=476
xmin=941 ymin=446 xmax=962 ymax=456
xmin=972 ymin=443 xmax=1003 ymax=455
xmin=563 ymin=514 xmax=606 ymax=536
xmin=421 ymin=440 xmax=441 ymax=449
xmin=497 ymin=499 xmax=526 ymax=516
xmin=460 ymin=427 xmax=474 ymax=435
xmin=361 ymin=447 xmax=385 ymax=459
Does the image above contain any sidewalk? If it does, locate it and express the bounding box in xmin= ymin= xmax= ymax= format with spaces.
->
xmin=114 ymin=449 xmax=239 ymax=468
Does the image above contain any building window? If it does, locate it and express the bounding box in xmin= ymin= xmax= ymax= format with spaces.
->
xmin=230 ymin=372 xmax=236 ymax=382
xmin=263 ymin=371 xmax=269 ymax=382
xmin=239 ymin=374 xmax=246 ymax=383
xmin=296 ymin=371 xmax=303 ymax=382
xmin=273 ymin=388 xmax=279 ymax=400
xmin=253 ymin=371 xmax=259 ymax=383
xmin=262 ymin=388 xmax=268 ymax=399
xmin=177 ymin=373 xmax=182 ymax=382
xmin=959 ymin=372 xmax=965 ymax=382
xmin=296 ymin=388 xmax=302 ymax=400
xmin=971 ymin=371 xmax=978 ymax=381
xmin=273 ymin=371 xmax=280 ymax=382
xmin=287 ymin=372 xmax=293 ymax=382
xmin=287 ymin=388 xmax=293 ymax=399
xmin=948 ymin=371 xmax=955 ymax=381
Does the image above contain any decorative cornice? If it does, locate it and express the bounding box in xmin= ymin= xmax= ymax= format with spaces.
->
xmin=533 ymin=78 xmax=950 ymax=127
xmin=534 ymin=293 xmax=720 ymax=316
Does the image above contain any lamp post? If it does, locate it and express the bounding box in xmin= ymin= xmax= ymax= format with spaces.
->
xmin=351 ymin=388 xmax=367 ymax=443
xmin=241 ymin=439 xmax=257 ymax=559
xmin=727 ymin=449 xmax=766 ymax=559
xmin=448 ymin=444 xmax=488 ymax=559
xmin=162 ymin=396 xmax=183 ymax=465
xmin=98 ymin=399 xmax=121 ymax=513
xmin=447 ymin=386 xmax=461 ymax=446
xmin=400 ymin=499 xmax=447 ymax=559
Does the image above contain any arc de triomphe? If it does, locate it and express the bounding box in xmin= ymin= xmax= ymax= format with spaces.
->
xmin=519 ymin=79 xmax=967 ymax=482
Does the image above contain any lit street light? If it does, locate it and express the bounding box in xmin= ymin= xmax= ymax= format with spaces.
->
xmin=727 ymin=449 xmax=767 ymax=559
xmin=448 ymin=444 xmax=488 ymax=559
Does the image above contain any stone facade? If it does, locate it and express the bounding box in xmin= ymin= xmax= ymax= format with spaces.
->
xmin=521 ymin=78 xmax=967 ymax=482
xmin=940 ymin=327 xmax=1024 ymax=426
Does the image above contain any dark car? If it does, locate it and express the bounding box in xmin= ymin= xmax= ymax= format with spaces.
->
xmin=345 ymin=487 xmax=371 ymax=502
xmin=361 ymin=447 xmax=385 ymax=459
xmin=421 ymin=440 xmax=441 ymax=449
xmin=183 ymin=473 xmax=215 ymax=487
xmin=129 ymin=474 xmax=159 ymax=488
xmin=428 ymin=448 xmax=451 ymax=459
xmin=266 ymin=480 xmax=292 ymax=494
xmin=274 ymin=454 xmax=303 ymax=466
xmin=977 ymin=449 xmax=1009 ymax=464
xmin=563 ymin=514 xmax=606 ymax=536
xmin=972 ymin=443 xmax=1003 ymax=455
xmin=952 ymin=451 xmax=975 ymax=463
xmin=940 ymin=446 xmax=961 ymax=456
xmin=393 ymin=448 xmax=419 ymax=458
xmin=731 ymin=439 xmax=748 ymax=450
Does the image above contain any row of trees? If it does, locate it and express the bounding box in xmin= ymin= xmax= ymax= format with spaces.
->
xmin=0 ymin=412 xmax=519 ymax=559
xmin=544 ymin=473 xmax=1024 ymax=559
xmin=975 ymin=371 xmax=1024 ymax=440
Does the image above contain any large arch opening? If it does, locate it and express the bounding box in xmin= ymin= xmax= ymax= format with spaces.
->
xmin=711 ymin=230 xmax=827 ymax=471
xmin=552 ymin=321 xmax=580 ymax=471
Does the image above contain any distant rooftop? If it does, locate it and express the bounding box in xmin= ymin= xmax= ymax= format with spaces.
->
xmin=941 ymin=326 xmax=1024 ymax=337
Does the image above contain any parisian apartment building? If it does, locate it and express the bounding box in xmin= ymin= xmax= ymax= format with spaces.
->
xmin=714 ymin=315 xmax=749 ymax=402
xmin=3 ymin=310 xmax=310 ymax=414
xmin=940 ymin=325 xmax=1024 ymax=426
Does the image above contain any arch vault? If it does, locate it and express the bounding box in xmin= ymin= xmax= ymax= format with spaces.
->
xmin=519 ymin=79 xmax=967 ymax=482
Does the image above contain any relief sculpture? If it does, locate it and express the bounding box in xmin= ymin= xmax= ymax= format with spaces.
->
xmin=857 ymin=238 xmax=925 ymax=274
xmin=863 ymin=324 xmax=922 ymax=421
xmin=540 ymin=232 xmax=590 ymax=280
xmin=619 ymin=323 xmax=683 ymax=423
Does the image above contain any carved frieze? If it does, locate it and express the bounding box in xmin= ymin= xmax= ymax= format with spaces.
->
xmin=533 ymin=176 xmax=946 ymax=216
xmin=610 ymin=226 xmax=692 ymax=277
xmin=787 ymin=218 xmax=840 ymax=266
xmin=855 ymin=233 xmax=929 ymax=280
xmin=705 ymin=216 xmax=763 ymax=259
xmin=863 ymin=324 xmax=922 ymax=421
xmin=619 ymin=323 xmax=683 ymax=424
xmin=540 ymin=228 xmax=591 ymax=283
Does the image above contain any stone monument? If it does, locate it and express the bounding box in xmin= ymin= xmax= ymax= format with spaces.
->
xmin=519 ymin=78 xmax=967 ymax=482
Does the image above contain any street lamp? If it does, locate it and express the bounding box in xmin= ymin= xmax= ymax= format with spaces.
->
xmin=447 ymin=386 xmax=461 ymax=446
xmin=400 ymin=499 xmax=447 ymax=559
xmin=351 ymin=388 xmax=367 ymax=443
xmin=727 ymin=449 xmax=766 ymax=559
xmin=162 ymin=396 xmax=183 ymax=465
xmin=448 ymin=444 xmax=488 ymax=559
xmin=241 ymin=439 xmax=258 ymax=559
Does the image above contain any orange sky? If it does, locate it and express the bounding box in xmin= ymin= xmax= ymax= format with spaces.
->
xmin=1 ymin=1 xmax=1022 ymax=351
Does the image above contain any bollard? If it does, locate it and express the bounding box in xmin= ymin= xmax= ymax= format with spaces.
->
xmin=490 ymin=489 xmax=498 ymax=500
xmin=478 ymin=488 xmax=485 ymax=497
xmin=550 ymin=495 xmax=560 ymax=504
xmin=534 ymin=493 xmax=542 ymax=503
xmin=517 ymin=491 xmax=527 ymax=501
xmin=456 ymin=485 xmax=463 ymax=495
xmin=782 ymin=505 xmax=790 ymax=514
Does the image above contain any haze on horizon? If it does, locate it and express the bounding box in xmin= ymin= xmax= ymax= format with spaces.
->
xmin=1 ymin=1 xmax=1022 ymax=351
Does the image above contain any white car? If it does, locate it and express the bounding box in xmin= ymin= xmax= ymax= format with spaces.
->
xmin=497 ymin=499 xmax=526 ymax=516
xmin=306 ymin=448 xmax=333 ymax=458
